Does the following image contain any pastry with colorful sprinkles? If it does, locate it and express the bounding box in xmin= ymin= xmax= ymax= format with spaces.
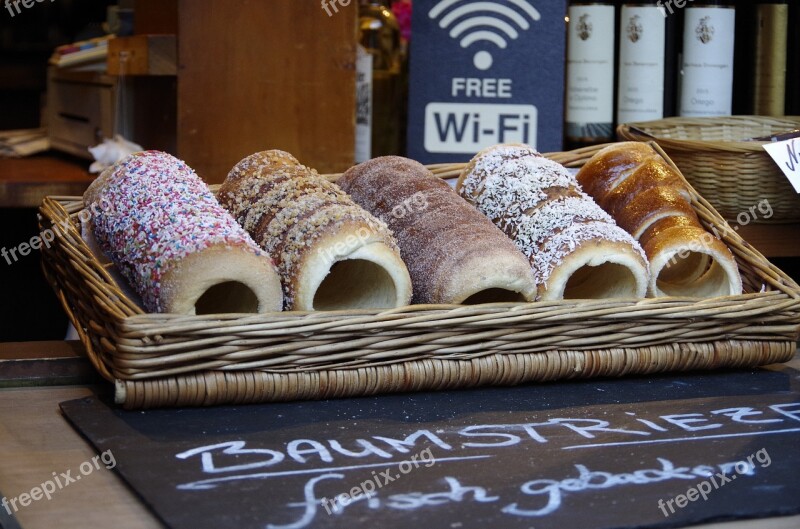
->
xmin=218 ymin=150 xmax=413 ymax=311
xmin=457 ymin=144 xmax=650 ymax=301
xmin=83 ymin=150 xmax=283 ymax=314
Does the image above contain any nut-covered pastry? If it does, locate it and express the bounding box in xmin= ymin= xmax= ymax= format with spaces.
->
xmin=219 ymin=150 xmax=413 ymax=311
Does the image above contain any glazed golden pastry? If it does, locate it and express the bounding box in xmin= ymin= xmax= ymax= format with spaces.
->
xmin=576 ymin=142 xmax=742 ymax=297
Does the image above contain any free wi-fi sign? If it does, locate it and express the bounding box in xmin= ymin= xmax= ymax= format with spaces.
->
xmin=429 ymin=0 xmax=542 ymax=71
xmin=408 ymin=0 xmax=566 ymax=163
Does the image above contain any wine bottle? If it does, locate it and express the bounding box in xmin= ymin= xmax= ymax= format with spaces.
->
xmin=787 ymin=0 xmax=800 ymax=115
xmin=752 ymin=0 xmax=788 ymax=116
xmin=355 ymin=45 xmax=373 ymax=164
xmin=356 ymin=0 xmax=402 ymax=162
xmin=679 ymin=1 xmax=736 ymax=117
xmin=617 ymin=1 xmax=677 ymax=123
xmin=731 ymin=0 xmax=754 ymax=115
xmin=565 ymin=1 xmax=616 ymax=148
xmin=786 ymin=2 xmax=800 ymax=116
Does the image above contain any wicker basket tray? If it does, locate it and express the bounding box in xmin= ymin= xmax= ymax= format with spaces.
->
xmin=617 ymin=116 xmax=800 ymax=222
xmin=39 ymin=143 xmax=800 ymax=409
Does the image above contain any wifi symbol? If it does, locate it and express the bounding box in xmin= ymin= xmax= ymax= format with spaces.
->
xmin=429 ymin=0 xmax=541 ymax=71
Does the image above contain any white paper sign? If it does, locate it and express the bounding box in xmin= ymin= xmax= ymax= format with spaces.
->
xmin=762 ymin=138 xmax=800 ymax=193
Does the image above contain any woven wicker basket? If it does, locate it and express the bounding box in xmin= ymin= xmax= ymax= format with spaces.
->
xmin=617 ymin=116 xmax=800 ymax=222
xmin=39 ymin=143 xmax=800 ymax=410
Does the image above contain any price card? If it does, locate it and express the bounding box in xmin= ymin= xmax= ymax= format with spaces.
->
xmin=762 ymin=138 xmax=800 ymax=193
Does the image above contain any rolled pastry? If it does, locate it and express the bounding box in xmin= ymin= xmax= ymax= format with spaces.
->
xmin=457 ymin=144 xmax=650 ymax=301
xmin=218 ymin=150 xmax=412 ymax=311
xmin=576 ymin=142 xmax=742 ymax=297
xmin=83 ymin=151 xmax=283 ymax=314
xmin=338 ymin=156 xmax=538 ymax=305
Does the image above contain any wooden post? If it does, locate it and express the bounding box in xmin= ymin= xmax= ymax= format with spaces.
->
xmin=177 ymin=0 xmax=357 ymax=183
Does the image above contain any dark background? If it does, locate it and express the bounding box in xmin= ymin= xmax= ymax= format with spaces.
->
xmin=0 ymin=0 xmax=114 ymax=341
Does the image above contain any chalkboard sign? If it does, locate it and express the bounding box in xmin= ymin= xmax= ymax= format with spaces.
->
xmin=406 ymin=0 xmax=567 ymax=163
xmin=61 ymin=364 xmax=800 ymax=529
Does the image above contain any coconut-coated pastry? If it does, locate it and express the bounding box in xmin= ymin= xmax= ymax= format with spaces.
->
xmin=457 ymin=144 xmax=650 ymax=300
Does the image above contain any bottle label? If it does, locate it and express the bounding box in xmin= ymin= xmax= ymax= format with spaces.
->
xmin=680 ymin=7 xmax=735 ymax=117
xmin=617 ymin=5 xmax=665 ymax=124
xmin=355 ymin=45 xmax=372 ymax=163
xmin=566 ymin=4 xmax=615 ymax=138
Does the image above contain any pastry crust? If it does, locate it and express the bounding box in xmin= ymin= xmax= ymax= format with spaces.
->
xmin=160 ymin=244 xmax=285 ymax=314
xmin=600 ymin=156 xmax=691 ymax=216
xmin=643 ymin=224 xmax=742 ymax=298
xmin=576 ymin=141 xmax=655 ymax=199
xmin=542 ymin=232 xmax=654 ymax=300
xmin=294 ymin=220 xmax=414 ymax=310
xmin=577 ymin=142 xmax=742 ymax=297
xmin=617 ymin=186 xmax=699 ymax=239
xmin=219 ymin=150 xmax=413 ymax=311
xmin=83 ymin=165 xmax=115 ymax=207
xmin=457 ymin=144 xmax=650 ymax=301
xmin=339 ymin=156 xmax=538 ymax=305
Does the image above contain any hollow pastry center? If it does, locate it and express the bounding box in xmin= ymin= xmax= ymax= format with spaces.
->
xmin=194 ymin=281 xmax=260 ymax=314
xmin=313 ymin=259 xmax=398 ymax=310
xmin=658 ymin=251 xmax=710 ymax=285
xmin=563 ymin=263 xmax=638 ymax=299
xmin=462 ymin=288 xmax=527 ymax=305
xmin=656 ymin=251 xmax=730 ymax=297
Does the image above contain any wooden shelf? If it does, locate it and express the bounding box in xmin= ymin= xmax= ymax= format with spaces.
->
xmin=0 ymin=384 xmax=162 ymax=528
xmin=0 ymin=341 xmax=100 ymax=387
xmin=737 ymin=223 xmax=800 ymax=258
xmin=0 ymin=153 xmax=93 ymax=208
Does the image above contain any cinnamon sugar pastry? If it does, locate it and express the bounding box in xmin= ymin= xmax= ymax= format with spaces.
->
xmin=83 ymin=151 xmax=283 ymax=314
xmin=218 ymin=150 xmax=412 ymax=311
xmin=338 ymin=156 xmax=538 ymax=305
xmin=457 ymin=144 xmax=650 ymax=300
xmin=576 ymin=142 xmax=742 ymax=297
